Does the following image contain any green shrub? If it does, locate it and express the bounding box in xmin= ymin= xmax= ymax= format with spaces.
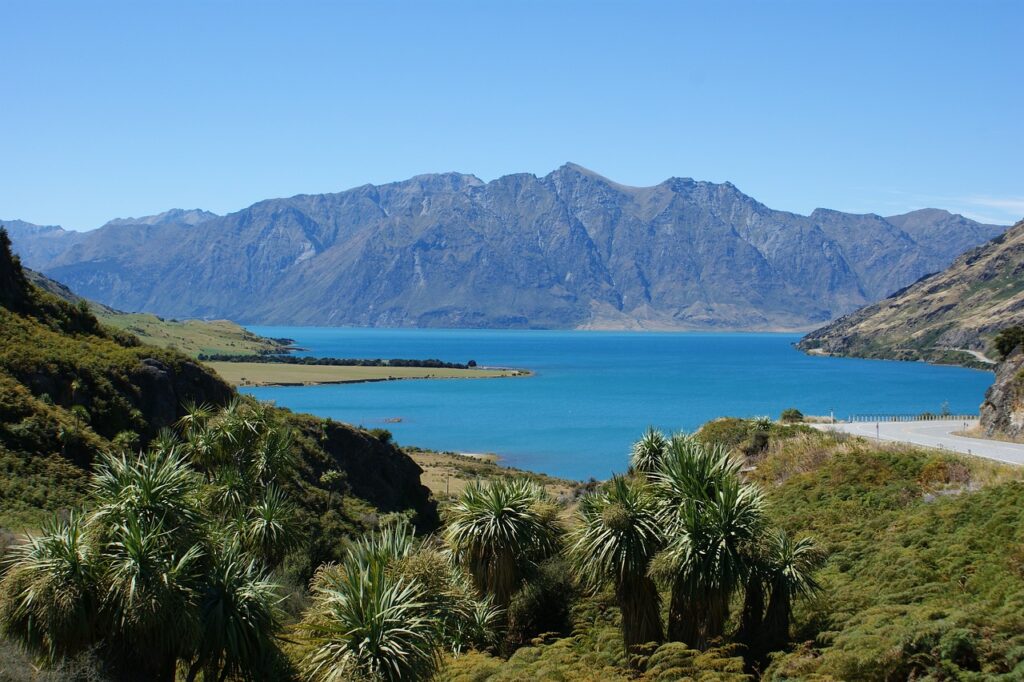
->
xmin=780 ymin=408 xmax=803 ymax=423
xmin=994 ymin=325 xmax=1024 ymax=359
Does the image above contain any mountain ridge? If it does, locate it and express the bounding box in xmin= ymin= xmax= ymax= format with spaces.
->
xmin=5 ymin=163 xmax=1008 ymax=329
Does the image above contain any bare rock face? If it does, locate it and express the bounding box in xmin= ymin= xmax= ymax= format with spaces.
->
xmin=131 ymin=357 xmax=234 ymax=435
xmin=5 ymin=164 xmax=1005 ymax=330
xmin=980 ymin=347 xmax=1024 ymax=438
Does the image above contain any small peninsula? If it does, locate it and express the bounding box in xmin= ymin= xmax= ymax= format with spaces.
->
xmin=207 ymin=361 xmax=528 ymax=387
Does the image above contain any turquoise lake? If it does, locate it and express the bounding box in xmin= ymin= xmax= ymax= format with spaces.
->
xmin=241 ymin=328 xmax=994 ymax=480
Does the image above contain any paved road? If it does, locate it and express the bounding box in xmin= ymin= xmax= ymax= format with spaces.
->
xmin=812 ymin=419 xmax=1024 ymax=466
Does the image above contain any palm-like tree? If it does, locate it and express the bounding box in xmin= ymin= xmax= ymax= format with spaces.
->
xmin=652 ymin=439 xmax=766 ymax=648
xmin=90 ymin=446 xmax=204 ymax=550
xmin=444 ymin=478 xmax=561 ymax=610
xmin=629 ymin=427 xmax=669 ymax=476
xmin=101 ymin=518 xmax=204 ymax=682
xmin=242 ymin=484 xmax=300 ymax=567
xmin=346 ymin=521 xmax=417 ymax=569
xmin=571 ymin=475 xmax=664 ymax=654
xmin=1 ymin=402 xmax=293 ymax=681
xmin=0 ymin=513 xmax=98 ymax=663
xmin=300 ymin=554 xmax=439 ymax=682
xmin=763 ymin=529 xmax=823 ymax=653
xmin=249 ymin=426 xmax=296 ymax=486
xmin=177 ymin=401 xmax=215 ymax=441
xmin=188 ymin=543 xmax=283 ymax=682
xmin=654 ymin=436 xmax=741 ymax=506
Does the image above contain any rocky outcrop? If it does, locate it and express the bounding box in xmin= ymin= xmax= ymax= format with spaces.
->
xmin=980 ymin=347 xmax=1024 ymax=438
xmin=6 ymin=164 xmax=1005 ymax=330
xmin=293 ymin=416 xmax=439 ymax=532
xmin=130 ymin=357 xmax=234 ymax=435
xmin=799 ymin=219 xmax=1024 ymax=366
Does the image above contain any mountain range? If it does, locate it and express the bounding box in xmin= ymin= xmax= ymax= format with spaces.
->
xmin=4 ymin=163 xmax=1007 ymax=329
xmin=799 ymin=218 xmax=1024 ymax=366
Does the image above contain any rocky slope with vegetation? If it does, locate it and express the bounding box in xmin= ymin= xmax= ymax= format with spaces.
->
xmin=0 ymin=227 xmax=436 ymax=534
xmin=980 ymin=336 xmax=1024 ymax=440
xmin=6 ymin=165 xmax=1004 ymax=330
xmin=799 ymin=219 xmax=1024 ymax=366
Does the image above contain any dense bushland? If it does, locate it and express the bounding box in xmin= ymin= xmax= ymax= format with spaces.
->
xmin=1 ymin=401 xmax=300 ymax=681
xmin=440 ymin=427 xmax=1024 ymax=681
xmin=5 ymin=412 xmax=1024 ymax=680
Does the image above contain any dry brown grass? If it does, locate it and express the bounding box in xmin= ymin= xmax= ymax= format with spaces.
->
xmin=406 ymin=449 xmax=582 ymax=523
xmin=750 ymin=430 xmax=1024 ymax=490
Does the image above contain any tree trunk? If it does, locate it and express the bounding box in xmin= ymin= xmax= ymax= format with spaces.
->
xmin=489 ymin=546 xmax=520 ymax=613
xmin=667 ymin=581 xmax=699 ymax=646
xmin=738 ymin=575 xmax=767 ymax=672
xmin=667 ymin=582 xmax=730 ymax=650
xmin=618 ymin=576 xmax=664 ymax=658
xmin=764 ymin=586 xmax=791 ymax=654
xmin=738 ymin=575 xmax=765 ymax=642
xmin=701 ymin=589 xmax=730 ymax=647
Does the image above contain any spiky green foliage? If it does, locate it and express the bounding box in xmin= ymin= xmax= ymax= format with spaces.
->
xmin=101 ymin=518 xmax=204 ymax=679
xmin=652 ymin=437 xmax=766 ymax=648
xmin=390 ymin=543 xmax=502 ymax=655
xmin=300 ymin=549 xmax=439 ymax=681
xmin=90 ymin=447 xmax=204 ymax=550
xmin=445 ymin=478 xmax=562 ymax=610
xmin=190 ymin=543 xmax=283 ymax=681
xmin=0 ymin=403 xmax=292 ymax=681
xmin=243 ymin=484 xmax=300 ymax=567
xmin=629 ymin=427 xmax=668 ymax=477
xmin=0 ymin=513 xmax=98 ymax=663
xmin=572 ymin=476 xmax=663 ymax=654
xmin=345 ymin=521 xmax=418 ymax=571
xmin=653 ymin=436 xmax=740 ymax=509
xmin=300 ymin=523 xmax=500 ymax=682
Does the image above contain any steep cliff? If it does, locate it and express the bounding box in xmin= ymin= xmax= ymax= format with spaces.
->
xmin=980 ymin=347 xmax=1024 ymax=439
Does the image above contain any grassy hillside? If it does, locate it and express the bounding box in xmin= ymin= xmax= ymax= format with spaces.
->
xmin=25 ymin=268 xmax=293 ymax=357
xmin=97 ymin=313 xmax=292 ymax=357
xmin=799 ymin=219 xmax=1024 ymax=367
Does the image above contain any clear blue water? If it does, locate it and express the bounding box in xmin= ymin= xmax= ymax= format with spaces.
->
xmin=241 ymin=328 xmax=993 ymax=480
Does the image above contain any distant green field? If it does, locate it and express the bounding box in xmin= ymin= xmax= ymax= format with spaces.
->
xmin=97 ymin=311 xmax=291 ymax=357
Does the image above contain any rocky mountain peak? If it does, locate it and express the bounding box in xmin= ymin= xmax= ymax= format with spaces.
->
xmin=6 ymin=166 xmax=1010 ymax=330
xmin=103 ymin=208 xmax=219 ymax=228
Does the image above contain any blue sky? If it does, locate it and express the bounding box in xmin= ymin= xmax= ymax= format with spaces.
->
xmin=2 ymin=0 xmax=1021 ymax=230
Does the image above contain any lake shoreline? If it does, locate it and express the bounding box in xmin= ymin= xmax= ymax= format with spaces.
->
xmin=241 ymin=327 xmax=993 ymax=480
